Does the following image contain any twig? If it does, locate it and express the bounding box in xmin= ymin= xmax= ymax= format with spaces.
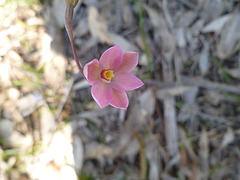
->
xmin=182 ymin=76 xmax=240 ymax=94
xmin=196 ymin=111 xmax=230 ymax=124
xmin=145 ymin=77 xmax=240 ymax=95
xmin=54 ymin=77 xmax=75 ymax=121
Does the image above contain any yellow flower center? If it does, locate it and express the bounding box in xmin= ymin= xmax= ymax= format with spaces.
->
xmin=101 ymin=69 xmax=115 ymax=81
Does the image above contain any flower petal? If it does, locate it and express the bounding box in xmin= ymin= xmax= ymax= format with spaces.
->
xmin=110 ymin=89 xmax=129 ymax=110
xmin=91 ymin=80 xmax=113 ymax=108
xmin=111 ymin=72 xmax=144 ymax=91
xmin=117 ymin=52 xmax=138 ymax=72
xmin=83 ymin=59 xmax=101 ymax=85
xmin=99 ymin=45 xmax=123 ymax=71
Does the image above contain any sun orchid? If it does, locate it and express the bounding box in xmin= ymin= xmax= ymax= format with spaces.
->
xmin=83 ymin=45 xmax=144 ymax=110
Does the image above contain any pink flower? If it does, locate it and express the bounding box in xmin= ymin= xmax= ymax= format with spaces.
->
xmin=83 ymin=45 xmax=144 ymax=110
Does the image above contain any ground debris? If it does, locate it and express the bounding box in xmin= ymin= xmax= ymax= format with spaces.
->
xmin=0 ymin=0 xmax=240 ymax=180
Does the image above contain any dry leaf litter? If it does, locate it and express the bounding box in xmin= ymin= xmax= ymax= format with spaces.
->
xmin=0 ymin=0 xmax=240 ymax=180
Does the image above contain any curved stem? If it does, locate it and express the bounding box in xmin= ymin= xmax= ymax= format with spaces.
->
xmin=70 ymin=38 xmax=84 ymax=76
xmin=65 ymin=4 xmax=85 ymax=79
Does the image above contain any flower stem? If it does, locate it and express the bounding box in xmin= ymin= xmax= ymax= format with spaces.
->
xmin=65 ymin=3 xmax=85 ymax=78
xmin=70 ymin=38 xmax=84 ymax=76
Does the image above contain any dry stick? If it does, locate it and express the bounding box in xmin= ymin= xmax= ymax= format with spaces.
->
xmin=145 ymin=77 xmax=240 ymax=95
xmin=182 ymin=76 xmax=240 ymax=94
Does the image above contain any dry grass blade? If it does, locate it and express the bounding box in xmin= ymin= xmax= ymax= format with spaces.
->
xmin=131 ymin=129 xmax=147 ymax=180
xmin=164 ymin=97 xmax=178 ymax=156
xmin=54 ymin=77 xmax=75 ymax=121
xmin=199 ymin=128 xmax=209 ymax=179
xmin=146 ymin=135 xmax=161 ymax=180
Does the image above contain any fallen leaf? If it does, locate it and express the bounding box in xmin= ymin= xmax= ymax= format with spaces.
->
xmin=0 ymin=61 xmax=11 ymax=87
xmin=85 ymin=142 xmax=113 ymax=166
xmin=74 ymin=17 xmax=89 ymax=38
xmin=198 ymin=42 xmax=210 ymax=75
xmin=144 ymin=5 xmax=176 ymax=61
xmin=72 ymin=134 xmax=84 ymax=172
xmin=221 ymin=127 xmax=234 ymax=148
xmin=0 ymin=119 xmax=14 ymax=140
xmin=46 ymin=0 xmax=66 ymax=28
xmin=88 ymin=6 xmax=112 ymax=44
xmin=139 ymin=89 xmax=155 ymax=117
xmin=200 ymin=0 xmax=224 ymax=23
xmin=44 ymin=53 xmax=66 ymax=92
xmin=108 ymin=32 xmax=138 ymax=52
xmin=201 ymin=14 xmax=231 ymax=34
xmin=16 ymin=93 xmax=44 ymax=117
xmin=217 ymin=13 xmax=240 ymax=59
xmin=157 ymin=86 xmax=192 ymax=99
xmin=176 ymin=27 xmax=186 ymax=48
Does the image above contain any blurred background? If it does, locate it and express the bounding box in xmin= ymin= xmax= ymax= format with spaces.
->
xmin=0 ymin=0 xmax=240 ymax=179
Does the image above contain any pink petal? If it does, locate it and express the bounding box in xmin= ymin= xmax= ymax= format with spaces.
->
xmin=110 ymin=89 xmax=129 ymax=110
xmin=91 ymin=80 xmax=113 ymax=108
xmin=99 ymin=45 xmax=123 ymax=71
xmin=111 ymin=72 xmax=144 ymax=91
xmin=117 ymin=52 xmax=138 ymax=72
xmin=83 ymin=59 xmax=101 ymax=85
